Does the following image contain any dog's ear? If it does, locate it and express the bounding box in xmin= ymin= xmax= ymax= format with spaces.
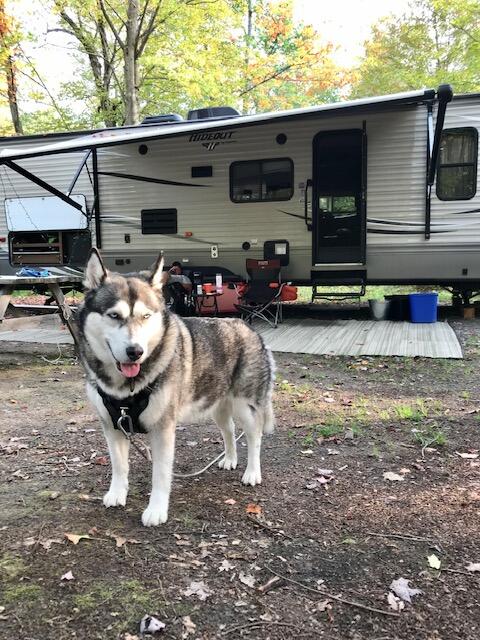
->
xmin=149 ymin=253 xmax=168 ymax=290
xmin=84 ymin=248 xmax=109 ymax=290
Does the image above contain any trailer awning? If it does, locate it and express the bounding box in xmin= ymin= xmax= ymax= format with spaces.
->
xmin=0 ymin=89 xmax=436 ymax=162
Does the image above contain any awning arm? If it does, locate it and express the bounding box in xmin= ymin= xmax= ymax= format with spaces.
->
xmin=67 ymin=149 xmax=91 ymax=196
xmin=424 ymin=84 xmax=453 ymax=240
xmin=2 ymin=159 xmax=85 ymax=213
xmin=427 ymin=84 xmax=453 ymax=186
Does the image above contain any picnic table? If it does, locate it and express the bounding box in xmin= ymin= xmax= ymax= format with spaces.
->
xmin=0 ymin=275 xmax=82 ymax=341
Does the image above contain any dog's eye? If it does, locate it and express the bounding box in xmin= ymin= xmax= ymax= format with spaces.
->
xmin=143 ymin=313 xmax=152 ymax=319
xmin=108 ymin=312 xmax=120 ymax=320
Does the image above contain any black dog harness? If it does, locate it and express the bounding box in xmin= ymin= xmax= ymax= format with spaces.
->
xmin=96 ymin=384 xmax=152 ymax=435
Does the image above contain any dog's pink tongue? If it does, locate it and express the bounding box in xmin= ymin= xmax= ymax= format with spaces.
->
xmin=119 ymin=362 xmax=141 ymax=378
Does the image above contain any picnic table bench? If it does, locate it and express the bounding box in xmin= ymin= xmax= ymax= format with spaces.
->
xmin=0 ymin=275 xmax=82 ymax=341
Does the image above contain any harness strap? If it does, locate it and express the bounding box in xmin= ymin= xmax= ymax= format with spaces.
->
xmin=96 ymin=384 xmax=152 ymax=434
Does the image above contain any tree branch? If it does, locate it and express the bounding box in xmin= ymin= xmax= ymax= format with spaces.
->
xmin=98 ymin=0 xmax=125 ymax=49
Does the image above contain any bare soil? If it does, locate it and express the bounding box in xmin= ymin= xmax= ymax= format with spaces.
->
xmin=0 ymin=316 xmax=479 ymax=640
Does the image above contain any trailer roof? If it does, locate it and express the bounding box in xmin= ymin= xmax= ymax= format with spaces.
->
xmin=0 ymin=88 xmax=436 ymax=161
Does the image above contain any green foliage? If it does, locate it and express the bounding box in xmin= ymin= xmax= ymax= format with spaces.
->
xmin=352 ymin=0 xmax=480 ymax=97
xmin=394 ymin=400 xmax=429 ymax=422
xmin=412 ymin=423 xmax=447 ymax=447
xmin=240 ymin=0 xmax=348 ymax=112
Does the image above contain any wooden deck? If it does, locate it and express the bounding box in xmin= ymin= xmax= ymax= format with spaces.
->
xmin=257 ymin=318 xmax=462 ymax=359
xmin=0 ymin=315 xmax=462 ymax=359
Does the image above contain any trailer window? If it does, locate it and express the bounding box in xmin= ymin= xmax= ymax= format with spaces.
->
xmin=230 ymin=158 xmax=293 ymax=203
xmin=437 ymin=128 xmax=478 ymax=200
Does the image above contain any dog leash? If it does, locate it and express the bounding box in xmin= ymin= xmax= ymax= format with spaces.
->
xmin=116 ymin=408 xmax=152 ymax=461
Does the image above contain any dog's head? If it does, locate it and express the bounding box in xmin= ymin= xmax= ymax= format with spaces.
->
xmin=81 ymin=249 xmax=168 ymax=379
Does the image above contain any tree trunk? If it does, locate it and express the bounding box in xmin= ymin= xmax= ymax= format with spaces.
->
xmin=0 ymin=0 xmax=23 ymax=134
xmin=242 ymin=0 xmax=254 ymax=113
xmin=5 ymin=55 xmax=23 ymax=134
xmin=124 ymin=0 xmax=140 ymax=125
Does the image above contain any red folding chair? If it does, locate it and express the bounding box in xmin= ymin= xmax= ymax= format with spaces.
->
xmin=235 ymin=259 xmax=284 ymax=328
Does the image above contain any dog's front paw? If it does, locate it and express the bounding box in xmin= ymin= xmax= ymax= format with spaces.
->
xmin=218 ymin=454 xmax=238 ymax=470
xmin=141 ymin=504 xmax=168 ymax=527
xmin=241 ymin=467 xmax=262 ymax=486
xmin=103 ymin=486 xmax=127 ymax=508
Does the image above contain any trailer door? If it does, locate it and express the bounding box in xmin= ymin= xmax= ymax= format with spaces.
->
xmin=312 ymin=129 xmax=366 ymax=265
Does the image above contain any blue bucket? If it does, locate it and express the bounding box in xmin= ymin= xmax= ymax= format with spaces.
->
xmin=409 ymin=292 xmax=438 ymax=323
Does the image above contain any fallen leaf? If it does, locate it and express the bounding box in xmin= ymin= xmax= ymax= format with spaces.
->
xmin=455 ymin=451 xmax=479 ymax=459
xmin=317 ymin=599 xmax=332 ymax=612
xmin=105 ymin=531 xmax=127 ymax=548
xmin=182 ymin=616 xmax=196 ymax=637
xmin=246 ymin=503 xmax=262 ymax=515
xmin=61 ymin=570 xmax=74 ymax=581
xmin=140 ymin=615 xmax=166 ymax=634
xmin=40 ymin=538 xmax=63 ymax=550
xmin=327 ymin=448 xmax=340 ymax=455
xmin=95 ymin=456 xmax=109 ymax=466
xmin=64 ymin=533 xmax=92 ymax=545
xmin=49 ymin=491 xmax=60 ymax=500
xmin=427 ymin=554 xmax=441 ymax=570
xmin=218 ymin=559 xmax=235 ymax=572
xmin=224 ymin=498 xmax=236 ymax=505
xmin=466 ymin=562 xmax=480 ymax=572
xmin=390 ymin=577 xmax=422 ymax=603
xmin=183 ymin=580 xmax=213 ymax=601
xmin=387 ymin=591 xmax=405 ymax=612
xmin=238 ymin=572 xmax=255 ymax=588
xmin=383 ymin=471 xmax=405 ymax=482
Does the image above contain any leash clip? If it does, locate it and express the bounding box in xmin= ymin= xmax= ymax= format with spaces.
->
xmin=117 ymin=407 xmax=134 ymax=438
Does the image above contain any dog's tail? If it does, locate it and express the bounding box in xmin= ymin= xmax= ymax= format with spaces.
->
xmin=262 ymin=399 xmax=275 ymax=434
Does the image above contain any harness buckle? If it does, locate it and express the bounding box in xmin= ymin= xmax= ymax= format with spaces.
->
xmin=117 ymin=407 xmax=134 ymax=438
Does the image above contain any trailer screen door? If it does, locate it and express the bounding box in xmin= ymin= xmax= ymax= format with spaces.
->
xmin=312 ymin=129 xmax=366 ymax=264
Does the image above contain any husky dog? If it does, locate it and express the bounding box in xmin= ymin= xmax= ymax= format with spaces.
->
xmin=77 ymin=249 xmax=275 ymax=526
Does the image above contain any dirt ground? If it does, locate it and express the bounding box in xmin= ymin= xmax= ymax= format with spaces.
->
xmin=1 ymin=315 xmax=479 ymax=640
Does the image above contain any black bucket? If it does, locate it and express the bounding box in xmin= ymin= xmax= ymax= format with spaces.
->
xmin=385 ymin=295 xmax=410 ymax=321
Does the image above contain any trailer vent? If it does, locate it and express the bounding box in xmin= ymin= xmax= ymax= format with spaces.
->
xmin=141 ymin=209 xmax=178 ymax=235
xmin=187 ymin=107 xmax=240 ymax=121
xmin=141 ymin=114 xmax=183 ymax=125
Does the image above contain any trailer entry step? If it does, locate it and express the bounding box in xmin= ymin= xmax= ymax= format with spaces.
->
xmin=310 ymin=270 xmax=366 ymax=302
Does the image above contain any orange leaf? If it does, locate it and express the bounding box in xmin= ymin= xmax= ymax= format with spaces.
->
xmin=246 ymin=503 xmax=262 ymax=515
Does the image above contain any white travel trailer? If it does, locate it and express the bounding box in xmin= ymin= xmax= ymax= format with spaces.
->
xmin=1 ymin=85 xmax=480 ymax=301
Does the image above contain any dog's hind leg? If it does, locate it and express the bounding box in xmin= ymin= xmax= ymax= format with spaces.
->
xmin=102 ymin=424 xmax=130 ymax=508
xmin=213 ymin=400 xmax=237 ymax=471
xmin=237 ymin=402 xmax=263 ymax=486
xmin=142 ymin=419 xmax=176 ymax=527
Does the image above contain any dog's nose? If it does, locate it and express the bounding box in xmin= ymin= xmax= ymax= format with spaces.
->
xmin=126 ymin=344 xmax=144 ymax=361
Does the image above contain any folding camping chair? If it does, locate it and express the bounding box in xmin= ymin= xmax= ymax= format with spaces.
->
xmin=165 ymin=282 xmax=194 ymax=316
xmin=235 ymin=259 xmax=284 ymax=328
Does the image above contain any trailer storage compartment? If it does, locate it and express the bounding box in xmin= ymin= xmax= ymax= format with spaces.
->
xmin=9 ymin=230 xmax=91 ymax=267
